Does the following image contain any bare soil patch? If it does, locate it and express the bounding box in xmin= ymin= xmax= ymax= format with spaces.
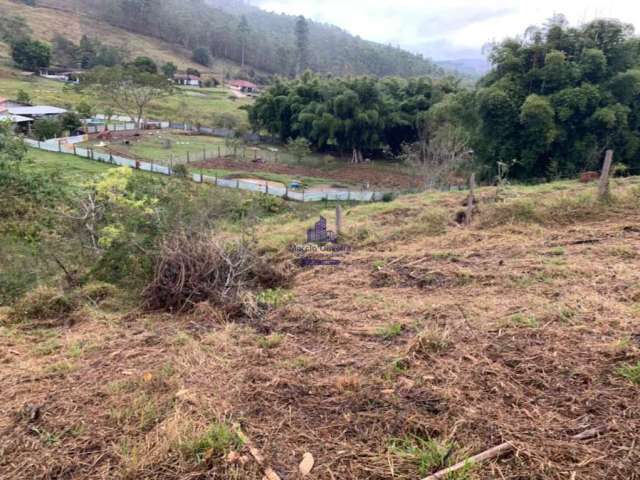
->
xmin=192 ymin=157 xmax=421 ymax=189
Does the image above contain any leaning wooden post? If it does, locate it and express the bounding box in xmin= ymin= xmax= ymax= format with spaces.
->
xmin=464 ymin=173 xmax=477 ymax=226
xmin=336 ymin=205 xmax=343 ymax=237
xmin=598 ymin=150 xmax=614 ymax=200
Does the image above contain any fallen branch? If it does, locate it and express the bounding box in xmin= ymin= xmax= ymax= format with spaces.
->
xmin=572 ymin=425 xmax=608 ymax=441
xmin=421 ymin=442 xmax=514 ymax=480
xmin=234 ymin=425 xmax=282 ymax=480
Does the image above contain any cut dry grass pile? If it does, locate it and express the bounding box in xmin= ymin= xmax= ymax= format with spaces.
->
xmin=1 ymin=178 xmax=640 ymax=479
xmin=143 ymin=232 xmax=291 ymax=316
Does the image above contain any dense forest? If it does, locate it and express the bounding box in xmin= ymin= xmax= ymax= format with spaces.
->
xmin=250 ymin=17 xmax=640 ymax=182
xmin=32 ymin=0 xmax=443 ymax=78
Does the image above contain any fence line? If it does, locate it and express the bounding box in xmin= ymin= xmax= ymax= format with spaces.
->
xmin=25 ymin=136 xmax=387 ymax=203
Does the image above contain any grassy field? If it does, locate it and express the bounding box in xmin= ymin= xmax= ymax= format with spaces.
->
xmin=1 ymin=176 xmax=640 ymax=479
xmin=22 ymin=148 xmax=115 ymax=182
xmin=0 ymin=70 xmax=252 ymax=127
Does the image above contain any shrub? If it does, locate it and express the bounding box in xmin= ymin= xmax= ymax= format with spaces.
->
xmin=256 ymin=288 xmax=293 ymax=308
xmin=32 ymin=118 xmax=62 ymax=141
xmin=389 ymin=436 xmax=456 ymax=476
xmin=10 ymin=286 xmax=76 ymax=322
xmin=77 ymin=281 xmax=118 ymax=304
xmin=617 ymin=362 xmax=640 ymax=385
xmin=180 ymin=422 xmax=243 ymax=464
xmin=171 ymin=164 xmax=189 ymax=178
xmin=143 ymin=232 xmax=290 ymax=314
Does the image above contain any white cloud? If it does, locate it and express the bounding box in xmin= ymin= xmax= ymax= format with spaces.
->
xmin=253 ymin=0 xmax=640 ymax=60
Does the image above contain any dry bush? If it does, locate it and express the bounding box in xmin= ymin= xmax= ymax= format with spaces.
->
xmin=143 ymin=231 xmax=291 ymax=315
xmin=9 ymin=286 xmax=77 ymax=323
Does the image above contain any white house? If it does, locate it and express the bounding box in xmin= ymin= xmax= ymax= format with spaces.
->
xmin=174 ymin=74 xmax=202 ymax=87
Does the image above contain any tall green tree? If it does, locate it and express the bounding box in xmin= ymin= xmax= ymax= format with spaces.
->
xmin=237 ymin=15 xmax=250 ymax=68
xmin=294 ymin=15 xmax=309 ymax=76
xmin=470 ymin=17 xmax=640 ymax=179
xmin=11 ymin=38 xmax=51 ymax=72
xmin=161 ymin=62 xmax=178 ymax=79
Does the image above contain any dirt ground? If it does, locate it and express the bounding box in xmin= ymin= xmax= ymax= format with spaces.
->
xmin=1 ymin=183 xmax=639 ymax=479
xmin=192 ymin=157 xmax=422 ymax=189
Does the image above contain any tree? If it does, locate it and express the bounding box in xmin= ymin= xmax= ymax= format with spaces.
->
xmin=0 ymin=121 xmax=28 ymax=169
xmin=237 ymin=15 xmax=250 ymax=68
xmin=78 ymin=35 xmax=97 ymax=69
xmin=287 ymin=137 xmax=311 ymax=163
xmin=59 ymin=112 xmax=82 ymax=135
xmin=295 ymin=16 xmax=309 ymax=76
xmin=52 ymin=34 xmax=80 ymax=68
xmin=192 ymin=47 xmax=210 ymax=67
xmin=132 ymin=56 xmax=158 ymax=74
xmin=249 ymin=73 xmax=450 ymax=161
xmin=473 ymin=16 xmax=640 ymax=179
xmin=76 ymin=101 xmax=95 ymax=119
xmin=161 ymin=62 xmax=177 ymax=79
xmin=81 ymin=66 xmax=174 ymax=129
xmin=11 ymin=38 xmax=51 ymax=72
xmin=104 ymin=107 xmax=115 ymax=124
xmin=32 ymin=118 xmax=61 ymax=141
xmin=16 ymin=89 xmax=31 ymax=105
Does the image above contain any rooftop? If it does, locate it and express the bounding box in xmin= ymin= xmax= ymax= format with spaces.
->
xmin=0 ymin=113 xmax=33 ymax=123
xmin=8 ymin=106 xmax=67 ymax=116
xmin=229 ymin=79 xmax=259 ymax=89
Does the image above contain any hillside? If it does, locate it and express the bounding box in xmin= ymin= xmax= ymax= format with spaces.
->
xmin=0 ymin=0 xmax=238 ymax=74
xmin=1 ymin=144 xmax=639 ymax=478
xmin=27 ymin=0 xmax=443 ymax=78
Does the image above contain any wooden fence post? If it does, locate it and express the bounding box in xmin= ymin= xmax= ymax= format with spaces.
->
xmin=464 ymin=173 xmax=477 ymax=226
xmin=336 ymin=205 xmax=343 ymax=237
xmin=187 ymin=151 xmax=190 ymax=164
xmin=598 ymin=150 xmax=614 ymax=200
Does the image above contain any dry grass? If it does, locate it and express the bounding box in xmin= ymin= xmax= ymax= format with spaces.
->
xmin=1 ymin=178 xmax=640 ymax=479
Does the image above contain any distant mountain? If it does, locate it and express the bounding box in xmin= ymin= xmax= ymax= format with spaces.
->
xmin=202 ymin=0 xmax=445 ymax=78
xmin=33 ymin=0 xmax=443 ymax=79
xmin=436 ymin=58 xmax=491 ymax=79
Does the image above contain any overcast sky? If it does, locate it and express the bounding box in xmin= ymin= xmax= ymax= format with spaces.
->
xmin=252 ymin=0 xmax=640 ymax=61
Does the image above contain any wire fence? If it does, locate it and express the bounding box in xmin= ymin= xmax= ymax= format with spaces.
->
xmin=25 ymin=135 xmax=388 ymax=203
